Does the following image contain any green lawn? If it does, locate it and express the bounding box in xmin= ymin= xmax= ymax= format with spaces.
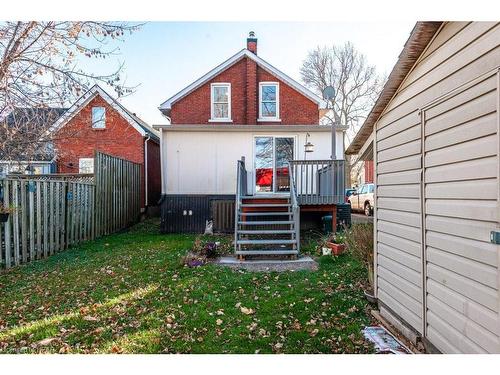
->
xmin=0 ymin=220 xmax=374 ymax=354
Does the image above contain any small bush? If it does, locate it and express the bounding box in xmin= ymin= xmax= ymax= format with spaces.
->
xmin=192 ymin=234 xmax=231 ymax=258
xmin=343 ymin=223 xmax=374 ymax=288
xmin=181 ymin=234 xmax=233 ymax=267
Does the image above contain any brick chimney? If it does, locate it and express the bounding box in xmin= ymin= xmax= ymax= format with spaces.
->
xmin=247 ymin=31 xmax=257 ymax=54
xmin=245 ymin=32 xmax=258 ymax=124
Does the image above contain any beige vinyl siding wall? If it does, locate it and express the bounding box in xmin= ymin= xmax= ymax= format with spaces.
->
xmin=374 ymin=21 xmax=500 ymax=353
xmin=421 ymin=71 xmax=499 ymax=353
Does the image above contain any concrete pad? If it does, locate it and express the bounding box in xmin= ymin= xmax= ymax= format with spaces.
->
xmin=215 ymin=255 xmax=318 ymax=272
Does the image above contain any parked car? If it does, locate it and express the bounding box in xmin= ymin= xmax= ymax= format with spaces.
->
xmin=345 ymin=188 xmax=356 ymax=203
xmin=347 ymin=183 xmax=374 ymax=216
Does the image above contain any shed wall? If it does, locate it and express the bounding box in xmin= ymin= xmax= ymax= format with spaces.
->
xmin=374 ymin=21 xmax=500 ymax=352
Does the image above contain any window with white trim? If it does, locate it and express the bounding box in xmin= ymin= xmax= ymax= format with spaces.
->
xmin=92 ymin=106 xmax=106 ymax=129
xmin=79 ymin=158 xmax=94 ymax=174
xmin=210 ymin=83 xmax=231 ymax=121
xmin=259 ymin=82 xmax=279 ymax=121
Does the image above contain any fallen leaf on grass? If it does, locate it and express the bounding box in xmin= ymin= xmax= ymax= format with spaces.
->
xmin=240 ymin=307 xmax=254 ymax=315
xmin=216 ymin=319 xmax=223 ymax=326
xmin=37 ymin=337 xmax=57 ymax=346
xmin=83 ymin=315 xmax=99 ymax=322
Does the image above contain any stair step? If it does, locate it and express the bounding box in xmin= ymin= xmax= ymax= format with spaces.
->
xmin=241 ymin=204 xmax=291 ymax=208
xmin=242 ymin=195 xmax=289 ymax=199
xmin=238 ymin=220 xmax=294 ymax=225
xmin=239 ymin=211 xmax=291 ymax=216
xmin=235 ymin=250 xmax=299 ymax=255
xmin=238 ymin=229 xmax=295 ymax=234
xmin=237 ymin=239 xmax=297 ymax=245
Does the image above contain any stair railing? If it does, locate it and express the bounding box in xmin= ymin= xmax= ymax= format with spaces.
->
xmin=287 ymin=161 xmax=300 ymax=253
xmin=234 ymin=158 xmax=247 ymax=253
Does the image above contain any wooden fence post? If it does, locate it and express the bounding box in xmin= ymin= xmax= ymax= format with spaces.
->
xmin=36 ymin=181 xmax=42 ymax=259
xmin=29 ymin=181 xmax=35 ymax=261
xmin=3 ymin=180 xmax=11 ymax=268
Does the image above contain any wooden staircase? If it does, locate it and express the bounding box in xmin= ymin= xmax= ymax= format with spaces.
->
xmin=235 ymin=196 xmax=299 ymax=258
xmin=233 ymin=157 xmax=345 ymax=259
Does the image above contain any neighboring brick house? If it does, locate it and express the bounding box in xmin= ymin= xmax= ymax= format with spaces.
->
xmin=0 ymin=107 xmax=67 ymax=176
xmin=155 ymin=32 xmax=349 ymax=247
xmin=51 ymin=85 xmax=161 ymax=209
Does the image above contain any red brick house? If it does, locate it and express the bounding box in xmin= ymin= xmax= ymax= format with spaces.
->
xmin=155 ymin=32 xmax=349 ymax=257
xmin=51 ymin=85 xmax=161 ymax=209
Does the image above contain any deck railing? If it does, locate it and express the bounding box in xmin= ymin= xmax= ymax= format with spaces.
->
xmin=289 ymin=159 xmax=345 ymax=205
xmin=287 ymin=161 xmax=300 ymax=253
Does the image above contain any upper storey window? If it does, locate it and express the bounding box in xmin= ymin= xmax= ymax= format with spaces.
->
xmin=259 ymin=82 xmax=280 ymax=121
xmin=210 ymin=83 xmax=231 ymax=122
xmin=92 ymin=106 xmax=106 ymax=129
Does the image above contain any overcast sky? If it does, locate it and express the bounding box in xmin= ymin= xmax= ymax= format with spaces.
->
xmin=82 ymin=21 xmax=414 ymax=125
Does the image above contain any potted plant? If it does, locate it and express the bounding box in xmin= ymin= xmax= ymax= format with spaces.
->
xmin=322 ymin=232 xmax=346 ymax=256
xmin=329 ymin=232 xmax=346 ymax=256
xmin=0 ymin=203 xmax=15 ymax=223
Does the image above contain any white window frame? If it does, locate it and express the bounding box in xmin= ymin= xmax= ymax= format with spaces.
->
xmin=209 ymin=83 xmax=232 ymax=122
xmin=92 ymin=106 xmax=106 ymax=129
xmin=258 ymin=82 xmax=280 ymax=122
xmin=252 ymin=134 xmax=297 ymax=194
xmin=79 ymin=158 xmax=94 ymax=174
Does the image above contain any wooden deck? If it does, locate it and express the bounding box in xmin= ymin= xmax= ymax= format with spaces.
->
xmin=234 ymin=158 xmax=345 ymax=257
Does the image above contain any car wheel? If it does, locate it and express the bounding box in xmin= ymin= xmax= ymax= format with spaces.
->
xmin=364 ymin=202 xmax=372 ymax=216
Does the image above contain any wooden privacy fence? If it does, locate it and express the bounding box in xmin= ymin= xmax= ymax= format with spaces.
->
xmin=0 ymin=152 xmax=141 ymax=269
xmin=94 ymin=152 xmax=141 ymax=237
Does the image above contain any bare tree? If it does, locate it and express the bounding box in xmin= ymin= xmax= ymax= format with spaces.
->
xmin=0 ymin=21 xmax=141 ymax=167
xmin=300 ymin=42 xmax=384 ymax=187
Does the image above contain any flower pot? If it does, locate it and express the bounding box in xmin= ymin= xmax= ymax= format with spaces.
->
xmin=0 ymin=213 xmax=9 ymax=223
xmin=326 ymin=242 xmax=345 ymax=256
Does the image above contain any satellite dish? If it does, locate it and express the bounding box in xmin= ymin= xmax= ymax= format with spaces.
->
xmin=322 ymin=86 xmax=335 ymax=100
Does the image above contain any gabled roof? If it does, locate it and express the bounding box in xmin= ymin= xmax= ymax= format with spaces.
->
xmin=159 ymin=49 xmax=326 ymax=116
xmin=345 ymin=21 xmax=443 ymax=155
xmin=50 ymin=85 xmax=159 ymax=141
xmin=1 ymin=107 xmax=67 ymax=161
xmin=5 ymin=107 xmax=67 ymax=128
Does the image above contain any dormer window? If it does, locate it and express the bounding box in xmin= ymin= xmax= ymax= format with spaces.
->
xmin=258 ymin=82 xmax=280 ymax=121
xmin=92 ymin=106 xmax=106 ymax=129
xmin=210 ymin=83 xmax=231 ymax=122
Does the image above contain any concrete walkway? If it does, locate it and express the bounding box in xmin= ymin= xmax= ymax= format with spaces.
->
xmin=215 ymin=255 xmax=318 ymax=272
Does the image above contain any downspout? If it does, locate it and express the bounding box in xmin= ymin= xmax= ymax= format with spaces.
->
xmin=159 ymin=127 xmax=166 ymax=196
xmin=144 ymin=134 xmax=151 ymax=208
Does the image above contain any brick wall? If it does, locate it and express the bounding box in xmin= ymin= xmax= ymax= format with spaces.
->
xmin=54 ymin=94 xmax=148 ymax=207
xmin=256 ymin=67 xmax=318 ymax=125
xmin=146 ymin=139 xmax=161 ymax=206
xmin=170 ymin=56 xmax=319 ymax=125
xmin=364 ymin=160 xmax=374 ymax=183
